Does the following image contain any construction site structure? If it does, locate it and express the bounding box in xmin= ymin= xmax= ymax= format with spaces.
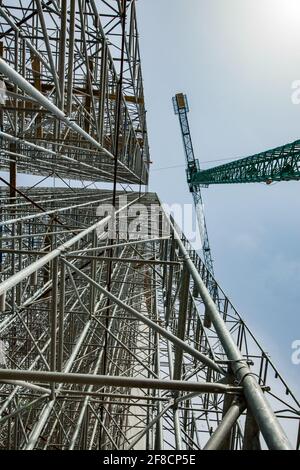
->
xmin=0 ymin=0 xmax=299 ymax=451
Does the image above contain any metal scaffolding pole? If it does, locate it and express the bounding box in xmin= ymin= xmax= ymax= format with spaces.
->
xmin=163 ymin=206 xmax=293 ymax=450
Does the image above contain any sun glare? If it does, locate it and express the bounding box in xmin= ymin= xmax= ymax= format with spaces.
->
xmin=277 ymin=0 xmax=300 ymax=23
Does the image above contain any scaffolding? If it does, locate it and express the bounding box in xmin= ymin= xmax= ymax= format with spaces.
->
xmin=0 ymin=0 xmax=299 ymax=450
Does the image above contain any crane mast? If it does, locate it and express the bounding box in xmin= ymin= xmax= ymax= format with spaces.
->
xmin=172 ymin=93 xmax=214 ymax=276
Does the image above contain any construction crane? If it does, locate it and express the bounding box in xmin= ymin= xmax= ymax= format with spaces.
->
xmin=173 ymin=93 xmax=215 ymax=275
xmin=188 ymin=138 xmax=300 ymax=188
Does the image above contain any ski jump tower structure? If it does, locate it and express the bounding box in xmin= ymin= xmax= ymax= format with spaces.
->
xmin=0 ymin=0 xmax=298 ymax=450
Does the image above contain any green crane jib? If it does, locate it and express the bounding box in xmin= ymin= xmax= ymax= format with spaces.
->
xmin=188 ymin=139 xmax=300 ymax=188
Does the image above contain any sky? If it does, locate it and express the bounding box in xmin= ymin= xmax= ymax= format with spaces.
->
xmin=137 ymin=0 xmax=300 ymax=391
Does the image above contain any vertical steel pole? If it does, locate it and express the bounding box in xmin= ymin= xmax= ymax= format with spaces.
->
xmin=66 ymin=0 xmax=75 ymax=115
xmin=58 ymin=0 xmax=67 ymax=111
xmin=57 ymin=259 xmax=65 ymax=372
xmin=50 ymin=257 xmax=58 ymax=399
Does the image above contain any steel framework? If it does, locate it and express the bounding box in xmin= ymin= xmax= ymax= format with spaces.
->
xmin=0 ymin=0 xmax=149 ymax=185
xmin=0 ymin=0 xmax=299 ymax=451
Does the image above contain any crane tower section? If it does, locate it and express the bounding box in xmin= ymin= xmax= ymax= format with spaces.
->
xmin=173 ymin=93 xmax=214 ymax=282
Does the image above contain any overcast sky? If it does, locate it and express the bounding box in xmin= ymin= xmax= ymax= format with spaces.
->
xmin=137 ymin=0 xmax=300 ymax=391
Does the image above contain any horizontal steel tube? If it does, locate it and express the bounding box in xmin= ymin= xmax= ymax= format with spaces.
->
xmin=0 ymin=131 xmax=113 ymax=180
xmin=0 ymin=369 xmax=241 ymax=393
xmin=68 ymin=236 xmax=171 ymax=254
xmin=65 ymin=254 xmax=181 ymax=265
